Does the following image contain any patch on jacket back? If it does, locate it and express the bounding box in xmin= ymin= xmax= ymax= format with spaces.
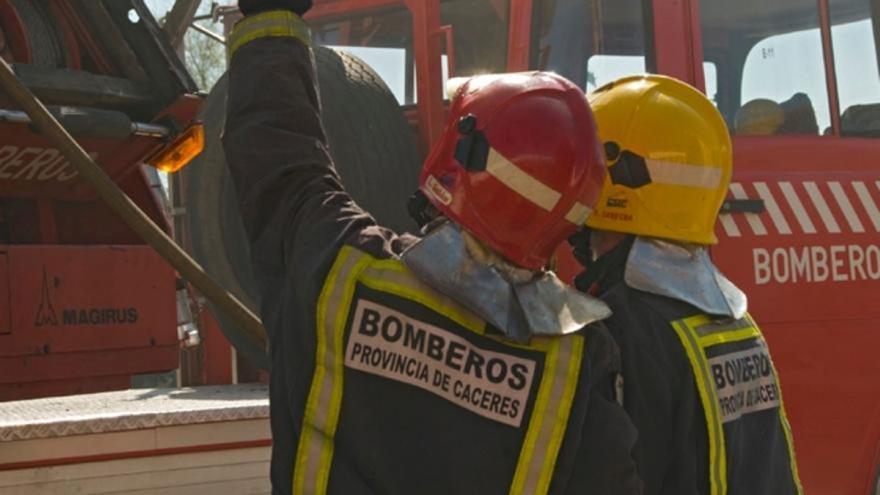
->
xmin=345 ymin=299 xmax=536 ymax=427
xmin=709 ymin=346 xmax=780 ymax=423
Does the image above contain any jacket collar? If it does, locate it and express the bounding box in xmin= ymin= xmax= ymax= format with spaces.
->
xmin=401 ymin=222 xmax=611 ymax=343
xmin=623 ymin=237 xmax=747 ymax=319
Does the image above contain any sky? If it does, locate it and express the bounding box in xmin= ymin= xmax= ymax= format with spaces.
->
xmin=143 ymin=0 xmax=177 ymax=20
xmin=143 ymin=0 xmax=223 ymax=20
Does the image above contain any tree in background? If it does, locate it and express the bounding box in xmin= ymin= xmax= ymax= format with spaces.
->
xmin=145 ymin=0 xmax=226 ymax=91
xmin=185 ymin=18 xmax=226 ymax=90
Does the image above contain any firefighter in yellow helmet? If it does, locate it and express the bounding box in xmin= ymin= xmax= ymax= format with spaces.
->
xmin=570 ymin=75 xmax=803 ymax=495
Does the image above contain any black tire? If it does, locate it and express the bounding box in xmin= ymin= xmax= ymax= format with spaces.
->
xmin=314 ymin=46 xmax=421 ymax=232
xmin=874 ymin=463 xmax=880 ymax=495
xmin=182 ymin=47 xmax=420 ymax=369
xmin=8 ymin=0 xmax=66 ymax=68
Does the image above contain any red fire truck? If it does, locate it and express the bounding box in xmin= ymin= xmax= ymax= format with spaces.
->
xmin=181 ymin=0 xmax=880 ymax=493
xmin=0 ymin=0 xmax=205 ymax=399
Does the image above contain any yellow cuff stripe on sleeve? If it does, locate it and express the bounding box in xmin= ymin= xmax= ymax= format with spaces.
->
xmin=227 ymin=10 xmax=311 ymax=60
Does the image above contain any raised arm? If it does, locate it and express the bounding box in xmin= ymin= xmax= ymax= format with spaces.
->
xmin=222 ymin=10 xmax=375 ymax=275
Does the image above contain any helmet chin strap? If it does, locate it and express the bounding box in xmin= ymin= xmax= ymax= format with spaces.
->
xmin=407 ymin=190 xmax=441 ymax=233
xmin=570 ymin=228 xmax=634 ymax=295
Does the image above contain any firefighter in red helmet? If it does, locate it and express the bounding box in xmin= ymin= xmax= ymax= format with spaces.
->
xmin=223 ymin=1 xmax=642 ymax=494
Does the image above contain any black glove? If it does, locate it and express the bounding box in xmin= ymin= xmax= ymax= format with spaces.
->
xmin=238 ymin=0 xmax=313 ymax=16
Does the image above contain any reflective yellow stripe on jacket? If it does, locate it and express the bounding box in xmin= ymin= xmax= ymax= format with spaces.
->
xmin=227 ymin=9 xmax=311 ymax=60
xmin=671 ymin=314 xmax=803 ymax=495
xmin=293 ymin=246 xmax=584 ymax=495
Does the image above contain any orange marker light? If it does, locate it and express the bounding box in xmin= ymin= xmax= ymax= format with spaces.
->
xmin=148 ymin=124 xmax=205 ymax=173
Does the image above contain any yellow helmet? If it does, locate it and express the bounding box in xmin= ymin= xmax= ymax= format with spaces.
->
xmin=585 ymin=75 xmax=732 ymax=244
xmin=735 ymin=99 xmax=784 ymax=135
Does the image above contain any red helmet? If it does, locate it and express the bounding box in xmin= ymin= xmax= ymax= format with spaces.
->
xmin=419 ymin=72 xmax=606 ymax=271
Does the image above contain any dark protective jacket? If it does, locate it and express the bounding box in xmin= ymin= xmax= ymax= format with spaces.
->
xmin=222 ymin=18 xmax=642 ymax=495
xmin=575 ymin=237 xmax=801 ymax=495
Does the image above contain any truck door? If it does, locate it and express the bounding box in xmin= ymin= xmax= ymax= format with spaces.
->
xmin=699 ymin=0 xmax=880 ymax=493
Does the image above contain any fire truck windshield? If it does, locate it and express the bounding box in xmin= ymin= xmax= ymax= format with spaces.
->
xmin=531 ymin=0 xmax=650 ymax=91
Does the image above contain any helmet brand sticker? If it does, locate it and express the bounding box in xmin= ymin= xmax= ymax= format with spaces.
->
xmin=345 ymin=299 xmax=536 ymax=427
xmin=708 ymin=345 xmax=780 ymax=423
xmin=425 ymin=175 xmax=453 ymax=206
xmin=597 ymin=210 xmax=634 ymax=222
xmin=606 ymin=198 xmax=628 ymax=209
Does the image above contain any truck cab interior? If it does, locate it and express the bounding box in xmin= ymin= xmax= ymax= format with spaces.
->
xmin=701 ymin=0 xmax=880 ymax=138
xmin=530 ymin=0 xmax=880 ymax=140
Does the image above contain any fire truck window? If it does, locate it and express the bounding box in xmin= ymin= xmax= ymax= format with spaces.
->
xmin=411 ymin=0 xmax=508 ymax=102
xmin=441 ymin=0 xmax=510 ymax=77
xmin=344 ymin=47 xmax=408 ymax=103
xmin=585 ymin=56 xmax=718 ymax=101
xmin=701 ymin=0 xmax=829 ymax=135
xmin=532 ymin=0 xmax=650 ymax=90
xmin=413 ymin=55 xmax=451 ymax=103
xmin=313 ymin=2 xmax=507 ymax=105
xmin=312 ymin=9 xmax=415 ymax=105
xmin=704 ymin=62 xmax=719 ymax=106
xmin=586 ymin=55 xmax=644 ymax=91
xmin=831 ymin=0 xmax=880 ymax=137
